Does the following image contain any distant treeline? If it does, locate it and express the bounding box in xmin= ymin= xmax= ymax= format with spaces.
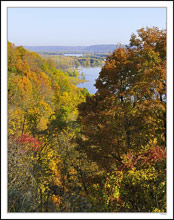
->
xmin=40 ymin=54 xmax=106 ymax=70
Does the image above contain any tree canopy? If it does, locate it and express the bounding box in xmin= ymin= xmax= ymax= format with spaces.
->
xmin=8 ymin=26 xmax=166 ymax=212
xmin=77 ymin=27 xmax=166 ymax=212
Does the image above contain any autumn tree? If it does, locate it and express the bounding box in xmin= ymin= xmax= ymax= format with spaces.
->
xmin=77 ymin=27 xmax=166 ymax=211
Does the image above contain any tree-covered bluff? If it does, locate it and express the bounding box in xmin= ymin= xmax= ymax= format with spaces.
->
xmin=8 ymin=27 xmax=166 ymax=212
xmin=8 ymin=42 xmax=90 ymax=212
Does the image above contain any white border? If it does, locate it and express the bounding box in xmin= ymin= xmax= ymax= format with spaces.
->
xmin=1 ymin=1 xmax=173 ymax=219
xmin=1 ymin=1 xmax=174 ymax=7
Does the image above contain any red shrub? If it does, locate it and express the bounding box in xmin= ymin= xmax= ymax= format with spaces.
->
xmin=16 ymin=133 xmax=42 ymax=151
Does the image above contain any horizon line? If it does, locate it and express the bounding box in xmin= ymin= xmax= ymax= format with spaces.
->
xmin=23 ymin=44 xmax=126 ymax=47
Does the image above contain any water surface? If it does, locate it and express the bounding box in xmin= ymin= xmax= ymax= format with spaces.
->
xmin=77 ymin=67 xmax=101 ymax=94
xmin=64 ymin=53 xmax=83 ymax=57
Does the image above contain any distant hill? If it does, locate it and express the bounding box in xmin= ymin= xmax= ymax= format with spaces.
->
xmin=84 ymin=45 xmax=119 ymax=53
xmin=24 ymin=44 xmax=126 ymax=54
xmin=24 ymin=46 xmax=86 ymax=52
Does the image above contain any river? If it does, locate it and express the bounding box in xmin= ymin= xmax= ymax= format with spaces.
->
xmin=63 ymin=54 xmax=102 ymax=94
xmin=76 ymin=67 xmax=102 ymax=94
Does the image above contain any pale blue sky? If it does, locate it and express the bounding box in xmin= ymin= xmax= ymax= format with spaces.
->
xmin=8 ymin=8 xmax=166 ymax=46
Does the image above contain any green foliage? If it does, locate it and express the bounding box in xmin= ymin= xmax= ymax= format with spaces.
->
xmin=40 ymin=53 xmax=105 ymax=70
xmin=81 ymin=88 xmax=90 ymax=97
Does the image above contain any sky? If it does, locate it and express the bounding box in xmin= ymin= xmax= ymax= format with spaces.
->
xmin=8 ymin=7 xmax=166 ymax=46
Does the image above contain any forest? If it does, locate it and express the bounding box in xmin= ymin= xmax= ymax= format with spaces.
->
xmin=38 ymin=53 xmax=105 ymax=70
xmin=8 ymin=27 xmax=166 ymax=212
